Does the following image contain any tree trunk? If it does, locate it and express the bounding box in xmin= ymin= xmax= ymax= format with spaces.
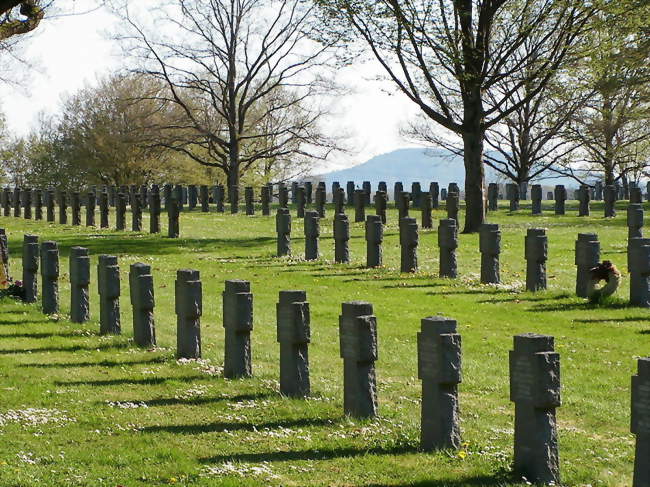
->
xmin=462 ymin=130 xmax=486 ymax=233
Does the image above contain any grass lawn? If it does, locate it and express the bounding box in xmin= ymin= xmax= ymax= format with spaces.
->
xmin=0 ymin=200 xmax=644 ymax=486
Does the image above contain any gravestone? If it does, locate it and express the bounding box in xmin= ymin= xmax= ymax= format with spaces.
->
xmin=22 ymin=188 xmax=32 ymax=220
xmin=362 ymin=181 xmax=371 ymax=205
xmin=628 ymin=204 xmax=644 ymax=239
xmin=531 ymin=185 xmax=543 ymax=215
xmin=223 ymin=280 xmax=253 ymax=378
xmin=315 ymin=185 xmax=326 ymax=218
xmin=140 ymin=185 xmax=148 ymax=209
xmin=278 ymin=184 xmax=289 ymax=208
xmin=510 ymin=333 xmax=561 ymax=485
xmin=163 ymin=184 xmax=172 ymax=211
xmin=131 ymin=195 xmax=142 ymax=231
xmin=116 ymin=193 xmax=127 ymax=230
xmin=71 ymin=192 xmax=81 ymax=226
xmin=411 ymin=182 xmax=422 ymax=208
xmin=421 ymin=193 xmax=433 ymax=229
xmin=109 ymin=185 xmax=117 ymax=207
xmin=554 ymin=185 xmax=566 ymax=215
xmin=334 ymin=187 xmax=345 ymax=214
xmin=479 ymin=223 xmax=500 ymax=284
xmin=13 ymin=187 xmax=20 ymax=218
xmin=1 ymin=187 xmax=9 ymax=216
xmin=507 ymin=183 xmax=520 ymax=211
xmin=46 ymin=190 xmax=55 ymax=222
xmin=418 ymin=316 xmax=462 ymax=451
xmin=346 ymin=181 xmax=355 ymax=206
xmin=439 ymin=219 xmax=458 ymax=278
xmin=430 ymin=182 xmax=440 ymax=209
xmin=575 ymin=233 xmax=600 ymax=298
xmin=261 ymin=186 xmax=271 ymax=216
xmin=334 ymin=213 xmax=350 ymax=264
xmin=339 ymin=301 xmax=378 ymax=418
xmin=290 ymin=181 xmax=298 ymax=204
xmin=86 ymin=191 xmax=96 ymax=227
xmin=488 ymin=183 xmax=499 ymax=211
xmin=595 ymin=180 xmax=603 ymax=201
xmin=304 ymin=211 xmax=320 ymax=260
xmin=448 ymin=183 xmax=459 ymax=195
xmin=631 ymin=186 xmax=643 ymax=204
xmin=374 ymin=190 xmax=387 ymax=224
xmin=70 ymin=247 xmax=91 ymax=323
xmin=176 ymin=269 xmax=202 ymax=359
xmin=200 ymin=185 xmax=209 ymax=212
xmin=245 ymin=187 xmax=255 ymax=216
xmin=277 ymin=290 xmax=310 ymax=398
xmin=172 ymin=185 xmax=184 ymax=212
xmin=378 ymin=181 xmax=388 ymax=201
xmin=168 ymin=197 xmax=180 ymax=238
xmin=525 ymin=228 xmax=547 ymax=291
xmin=394 ymin=182 xmax=404 ymax=206
xmin=188 ymin=185 xmax=198 ymax=210
xmin=98 ymin=255 xmax=121 ymax=335
xmin=365 ymin=215 xmax=383 ymax=268
xmin=0 ymin=229 xmax=7 ymax=278
xmin=58 ymin=191 xmax=67 ymax=224
xmin=446 ymin=192 xmax=459 ymax=224
xmin=332 ymin=182 xmax=341 ymax=203
xmin=276 ymin=208 xmax=291 ymax=256
xmin=400 ymin=217 xmax=419 ymax=273
xmin=129 ymin=262 xmax=156 ymax=348
xmin=305 ymin=181 xmax=313 ymax=204
xmin=22 ymin=235 xmax=39 ymax=303
xmin=519 ymin=182 xmax=528 ymax=200
xmin=578 ymin=185 xmax=590 ymax=216
xmin=99 ymin=191 xmax=109 ymax=228
xmin=354 ymin=189 xmax=365 ymax=223
xmin=628 ymin=237 xmax=650 ymax=307
xmin=296 ymin=186 xmax=306 ymax=218
xmin=398 ymin=191 xmax=411 ymax=220
xmin=632 ymin=357 xmax=650 ymax=486
xmin=215 ymin=185 xmax=225 ymax=212
xmin=149 ymin=185 xmax=161 ymax=233
xmin=40 ymin=241 xmax=59 ymax=314
xmin=230 ymin=186 xmax=240 ymax=214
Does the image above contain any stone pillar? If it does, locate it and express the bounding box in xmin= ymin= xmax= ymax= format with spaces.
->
xmin=140 ymin=185 xmax=148 ymax=209
xmin=480 ymin=223 xmax=500 ymax=284
xmin=394 ymin=182 xmax=404 ymax=206
xmin=315 ymin=185 xmax=326 ymax=218
xmin=421 ymin=193 xmax=433 ymax=229
xmin=71 ymin=192 xmax=81 ymax=225
xmin=531 ymin=185 xmax=543 ymax=215
xmin=595 ymin=180 xmax=603 ymax=201
xmin=200 ymin=185 xmax=209 ymax=212
xmin=374 ymin=190 xmax=387 ymax=224
xmin=58 ymin=191 xmax=67 ymax=224
xmin=175 ymin=269 xmax=202 ymax=359
xmin=98 ymin=255 xmax=121 ymax=335
xmin=510 ymin=333 xmax=561 ymax=485
xmin=22 ymin=188 xmax=32 ymax=219
xmin=446 ymin=192 xmax=459 ymax=224
xmin=99 ymin=192 xmax=109 ymax=228
xmin=578 ymin=185 xmax=590 ymax=216
xmin=362 ymin=181 xmax=371 ymax=205
xmin=365 ymin=215 xmax=383 ymax=268
xmin=277 ymin=290 xmax=310 ymax=398
xmin=46 ymin=190 xmax=55 ymax=222
xmin=70 ymin=247 xmax=91 ymax=323
xmin=632 ymin=357 xmax=650 ymax=486
xmin=1 ymin=187 xmax=9 ymax=216
xmin=22 ymin=235 xmax=39 ymax=303
xmin=40 ymin=241 xmax=59 ymax=314
xmin=353 ymin=189 xmax=365 ymax=223
xmin=488 ymin=183 xmax=499 ymax=211
xmin=334 ymin=187 xmax=345 ymax=214
xmin=430 ymin=182 xmax=440 ymax=209
xmin=215 ymin=185 xmax=225 ymax=212
xmin=554 ymin=185 xmax=566 ymax=215
xmin=132 ymin=195 xmax=142 ymax=231
xmin=85 ymin=191 xmax=96 ymax=227
xmin=245 ymin=187 xmax=255 ymax=215
xmin=230 ymin=186 xmax=240 ymax=214
xmin=628 ymin=203 xmax=644 ymax=239
xmin=507 ymin=184 xmax=520 ymax=211
xmin=261 ymin=186 xmax=271 ymax=216
xmin=575 ymin=233 xmax=600 ymax=298
xmin=631 ymin=186 xmax=643 ymax=204
xmin=168 ymin=197 xmax=180 ymax=238
xmin=411 ymin=182 xmax=422 ymax=208
xmin=334 ymin=213 xmax=350 ymax=264
xmin=276 ymin=208 xmax=291 ymax=257
xmin=296 ymin=186 xmax=306 ymax=218
xmin=378 ymin=181 xmax=387 ymax=199
xmin=304 ymin=181 xmax=312 ymax=204
xmin=149 ymin=185 xmax=161 ymax=233
xmin=332 ymin=182 xmax=340 ymax=203
xmin=346 ymin=181 xmax=355 ymax=206
xmin=525 ymin=228 xmax=548 ymax=291
xmin=223 ymin=280 xmax=253 ymax=378
xmin=278 ymin=184 xmax=289 ymax=208
xmin=398 ymin=191 xmax=411 ymax=220
xmin=448 ymin=182 xmax=459 ymax=195
xmin=129 ymin=262 xmax=156 ymax=348
xmin=13 ymin=187 xmax=21 ymax=218
xmin=109 ymin=185 xmax=117 ymax=207
xmin=291 ymin=181 xmax=299 ymax=204
xmin=304 ymin=210 xmax=320 ymax=260
xmin=439 ymin=219 xmax=458 ymax=278
xmin=629 ymin=238 xmax=650 ymax=307
xmin=399 ymin=217 xmax=419 ymax=273
xmin=339 ymin=301 xmax=378 ymax=418
xmin=116 ymin=193 xmax=127 ymax=230
xmin=418 ymin=316 xmax=462 ymax=451
xmin=188 ymin=185 xmax=198 ymax=210
xmin=0 ymin=229 xmax=8 ymax=278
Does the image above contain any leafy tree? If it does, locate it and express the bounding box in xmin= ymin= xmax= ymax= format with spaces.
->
xmin=0 ymin=1 xmax=45 ymax=41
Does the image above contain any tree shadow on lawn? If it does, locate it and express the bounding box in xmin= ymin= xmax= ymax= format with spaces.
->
xmin=529 ymin=301 xmax=632 ymax=312
xmin=55 ymin=374 xmax=212 ymax=387
xmin=574 ymin=317 xmax=650 ymax=324
xmin=143 ymin=415 xmax=334 ymax=435
xmin=19 ymin=356 xmax=169 ymax=368
xmin=477 ymin=293 xmax=573 ymax=304
xmin=117 ymin=391 xmax=275 ymax=408
xmin=360 ymin=475 xmax=514 ymax=487
xmin=0 ymin=341 xmax=131 ymax=355
xmin=0 ymin=330 xmax=91 ymax=339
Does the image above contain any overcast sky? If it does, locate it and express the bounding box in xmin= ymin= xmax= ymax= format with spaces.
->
xmin=0 ymin=4 xmax=426 ymax=172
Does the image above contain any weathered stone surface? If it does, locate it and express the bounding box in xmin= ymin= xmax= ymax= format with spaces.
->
xmin=261 ymin=186 xmax=271 ymax=216
xmin=339 ymin=301 xmax=378 ymax=418
xmin=0 ymin=228 xmax=8 ymax=279
xmin=149 ymin=185 xmax=161 ymax=233
xmin=554 ymin=185 xmax=566 ymax=215
xmin=296 ymin=186 xmax=306 ymax=218
xmin=315 ymin=185 xmax=326 ymax=218
xmin=362 ymin=181 xmax=371 ymax=205
xmin=304 ymin=211 xmax=320 ymax=260
xmin=354 ymin=189 xmax=365 ymax=223
xmin=439 ymin=219 xmax=458 ymax=278
xmin=278 ymin=184 xmax=289 ymax=208
xmin=305 ymin=181 xmax=313 ymax=204
xmin=631 ymin=186 xmax=643 ymax=204
xmin=446 ymin=192 xmax=459 ymax=224
xmin=277 ymin=290 xmax=310 ymax=398
xmin=628 ymin=237 xmax=650 ymax=307
xmin=70 ymin=192 xmax=80 ymax=226
xmin=374 ymin=191 xmax=387 ymax=224
xmin=394 ymin=182 xmax=404 ymax=206
xmin=58 ymin=190 xmax=67 ymax=224
xmin=378 ymin=181 xmax=387 ymax=200
xmin=22 ymin=235 xmax=39 ymax=303
xmin=13 ymin=187 xmax=21 ymax=218
xmin=98 ymin=255 xmax=121 ymax=335
xmin=421 ymin=193 xmax=433 ymax=229
xmin=334 ymin=187 xmax=346 ymax=214
xmin=188 ymin=185 xmax=198 ymax=210
xmin=418 ymin=316 xmax=462 ymax=451
xmin=365 ymin=215 xmax=383 ymax=268
xmin=129 ymin=262 xmax=156 ymax=348
xmin=22 ymin=188 xmax=32 ymax=220
xmin=510 ymin=333 xmax=561 ymax=485
xmin=214 ymin=185 xmax=225 ymax=212
xmin=525 ymin=228 xmax=548 ymax=291
xmin=168 ymin=197 xmax=180 ymax=238
xmin=594 ymin=180 xmax=603 ymax=201
xmin=398 ymin=191 xmax=410 ymax=220
xmin=245 ymin=187 xmax=255 ymax=215
xmin=628 ymin=203 xmax=644 ymax=239
xmin=131 ymin=195 xmax=143 ymax=232
xmin=46 ymin=190 xmax=55 ymax=222
xmin=531 ymin=185 xmax=543 ymax=215
xmin=578 ymin=185 xmax=590 ymax=216
xmin=575 ymin=233 xmax=600 ymax=298
xmin=479 ymin=224 xmax=500 ymax=284
xmin=70 ymin=247 xmax=91 ymax=323
xmin=176 ymin=269 xmax=202 ymax=359
xmin=223 ymin=280 xmax=253 ymax=378
xmin=116 ymin=193 xmax=127 ymax=230
xmin=230 ymin=186 xmax=240 ymax=214
xmin=430 ymin=182 xmax=439 ymax=209
xmin=85 ymin=192 xmax=96 ymax=227
xmin=603 ymin=185 xmax=617 ymax=218
xmin=400 ymin=217 xmax=418 ymax=273
xmin=40 ymin=241 xmax=59 ymax=314
xmin=200 ymin=185 xmax=209 ymax=212
xmin=1 ymin=187 xmax=10 ymax=216
xmin=276 ymin=208 xmax=291 ymax=257
xmin=334 ymin=213 xmax=350 ymax=264
xmin=487 ymin=183 xmax=499 ymax=211
xmin=632 ymin=357 xmax=650 ymax=487
xmin=346 ymin=181 xmax=355 ymax=206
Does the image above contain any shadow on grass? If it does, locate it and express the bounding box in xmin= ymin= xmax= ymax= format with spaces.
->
xmin=143 ymin=415 xmax=334 ymax=435
xmin=0 ymin=342 xmax=131 ymax=355
xmin=477 ymin=293 xmax=572 ymax=304
xmin=529 ymin=301 xmax=633 ymax=312
xmin=0 ymin=317 xmax=53 ymax=325
xmin=55 ymin=375 xmax=211 ymax=387
xmin=20 ymin=357 xmax=169 ymax=368
xmin=0 ymin=331 xmax=90 ymax=339
xmin=114 ymin=392 xmax=275 ymax=408
xmin=360 ymin=475 xmax=514 ymax=487
xmin=574 ymin=317 xmax=650 ymax=324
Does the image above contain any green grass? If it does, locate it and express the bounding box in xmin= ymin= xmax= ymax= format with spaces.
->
xmin=0 ymin=200 xmax=643 ymax=486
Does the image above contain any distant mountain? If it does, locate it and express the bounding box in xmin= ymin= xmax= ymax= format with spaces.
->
xmin=315 ymin=147 xmax=577 ymax=189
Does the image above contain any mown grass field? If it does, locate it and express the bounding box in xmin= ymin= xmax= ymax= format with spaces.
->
xmin=0 ymin=200 xmax=645 ymax=486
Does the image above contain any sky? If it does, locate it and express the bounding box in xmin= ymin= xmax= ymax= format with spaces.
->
xmin=0 ymin=4 xmax=426 ymax=173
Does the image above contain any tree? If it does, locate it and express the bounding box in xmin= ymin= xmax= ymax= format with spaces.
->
xmin=314 ymin=0 xmax=591 ymax=232
xmin=112 ymin=0 xmax=341 ymax=198
xmin=0 ymin=1 xmax=45 ymax=41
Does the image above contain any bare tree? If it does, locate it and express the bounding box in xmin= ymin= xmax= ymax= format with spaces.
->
xmin=0 ymin=1 xmax=45 ymax=41
xmin=112 ymin=0 xmax=342 ymax=197
xmin=314 ymin=0 xmax=591 ymax=232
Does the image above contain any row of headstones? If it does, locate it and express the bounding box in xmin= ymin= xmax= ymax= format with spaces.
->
xmin=502 ymin=180 xmax=649 ymax=202
xmin=6 ymin=233 xmax=650 ymax=485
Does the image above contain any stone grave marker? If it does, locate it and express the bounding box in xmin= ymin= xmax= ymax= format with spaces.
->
xmin=22 ymin=235 xmax=39 ymax=303
xmin=575 ymin=233 xmax=599 ymax=298
xmin=277 ymin=290 xmax=310 ymax=398
xmin=334 ymin=213 xmax=350 ymax=264
xmin=525 ymin=228 xmax=547 ymax=291
xmin=276 ymin=208 xmax=291 ymax=256
xmin=223 ymin=280 xmax=253 ymax=378
xmin=130 ymin=263 xmax=156 ymax=348
xmin=176 ymin=269 xmax=202 ymax=358
xmin=479 ymin=223 xmax=500 ymax=284
xmin=98 ymin=255 xmax=121 ymax=335
xmin=40 ymin=241 xmax=59 ymax=314
xmin=365 ymin=215 xmax=383 ymax=268
xmin=70 ymin=247 xmax=91 ymax=323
